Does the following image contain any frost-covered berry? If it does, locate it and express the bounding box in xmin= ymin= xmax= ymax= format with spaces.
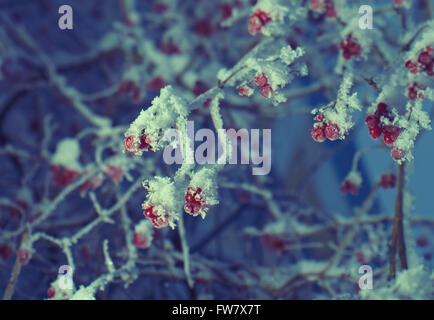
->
xmin=369 ymin=126 xmax=382 ymax=140
xmin=184 ymin=187 xmax=209 ymax=217
xmin=418 ymin=51 xmax=432 ymax=66
xmin=391 ymin=147 xmax=405 ymax=160
xmin=260 ymin=84 xmax=273 ymax=98
xmin=124 ymin=136 xmax=138 ymax=152
xmin=324 ymin=122 xmax=340 ymax=141
xmin=142 ymin=204 xmax=169 ymax=229
xmin=311 ymin=124 xmax=326 ymax=142
xmin=380 ymin=173 xmax=396 ymax=189
xmin=340 ymin=171 xmax=361 ymax=195
xmin=405 ymin=60 xmax=419 ymax=74
xmin=248 ymin=9 xmax=271 ymax=35
xmin=365 ymin=115 xmax=380 ymax=129
xmin=238 ymin=86 xmax=253 ymax=97
xmin=382 ymin=125 xmax=400 ymax=146
xmin=254 ymin=73 xmax=268 ymax=87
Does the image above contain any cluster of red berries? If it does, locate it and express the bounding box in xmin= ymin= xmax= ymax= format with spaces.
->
xmin=184 ymin=187 xmax=208 ymax=216
xmin=124 ymin=135 xmax=152 ymax=154
xmin=380 ymin=173 xmax=396 ymax=189
xmin=407 ymin=82 xmax=426 ymax=100
xmin=50 ymin=165 xmax=79 ymax=188
xmin=340 ymin=180 xmax=359 ymax=195
xmin=311 ymin=115 xmax=340 ymax=142
xmin=254 ymin=73 xmax=273 ymax=98
xmin=310 ymin=0 xmax=336 ymax=18
xmin=365 ymin=103 xmax=399 ymax=144
xmin=118 ymin=80 xmax=141 ymax=102
xmin=248 ymin=9 xmax=271 ymax=35
xmin=339 ymin=35 xmax=361 ymax=60
xmin=365 ymin=103 xmax=406 ymax=161
xmin=142 ymin=203 xmax=169 ymax=228
xmin=405 ymin=46 xmax=433 ymax=76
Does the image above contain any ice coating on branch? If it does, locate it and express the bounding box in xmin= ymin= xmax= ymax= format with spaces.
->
xmin=52 ymin=138 xmax=82 ymax=171
xmin=125 ymin=86 xmax=189 ymax=155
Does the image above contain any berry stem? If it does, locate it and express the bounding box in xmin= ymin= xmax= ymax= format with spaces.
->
xmin=389 ymin=164 xmax=408 ymax=280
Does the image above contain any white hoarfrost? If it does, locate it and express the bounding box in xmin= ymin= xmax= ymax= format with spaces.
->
xmin=125 ymin=86 xmax=189 ymax=154
xmin=51 ymin=138 xmax=82 ymax=170
xmin=142 ymin=176 xmax=181 ymax=229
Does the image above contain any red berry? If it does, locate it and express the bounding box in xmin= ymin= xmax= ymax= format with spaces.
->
xmin=147 ymin=77 xmax=166 ymax=91
xmin=355 ymin=251 xmax=365 ymax=263
xmin=193 ymin=80 xmax=208 ymax=96
xmin=238 ymin=86 xmax=251 ymax=96
xmin=259 ymin=84 xmax=273 ymax=98
xmin=376 ymin=102 xmax=389 ymax=116
xmin=365 ymin=114 xmax=380 ymax=129
xmin=124 ymin=136 xmax=138 ymax=152
xmin=382 ymin=126 xmax=400 ymax=146
xmin=340 ymin=180 xmax=358 ymax=195
xmin=418 ymin=51 xmax=432 ymax=66
xmin=0 ymin=244 xmax=13 ymax=260
xmin=138 ymin=135 xmax=152 ymax=151
xmin=315 ymin=115 xmax=324 ymax=122
xmin=369 ymin=126 xmax=382 ymax=140
xmin=254 ymin=73 xmax=268 ymax=87
xmin=405 ymin=60 xmax=419 ymax=74
xmin=391 ymin=147 xmax=405 ymax=160
xmin=324 ymin=122 xmax=340 ymax=141
xmin=311 ymin=124 xmax=326 ymax=143
xmin=47 ymin=287 xmax=55 ymax=299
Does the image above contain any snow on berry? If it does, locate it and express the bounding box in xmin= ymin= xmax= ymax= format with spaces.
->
xmin=312 ymin=73 xmax=361 ymax=140
xmin=125 ymin=86 xmax=189 ymax=155
xmin=260 ymin=83 xmax=273 ymax=98
xmin=254 ymin=73 xmax=268 ymax=87
xmin=324 ymin=122 xmax=340 ymax=141
xmin=238 ymin=86 xmax=254 ymax=97
xmin=133 ymin=219 xmax=153 ymax=249
xmin=339 ymin=35 xmax=361 ymax=60
xmin=311 ymin=123 xmax=326 ymax=143
xmin=185 ymin=168 xmax=219 ymax=219
xmin=340 ymin=171 xmax=362 ymax=195
xmin=141 ymin=176 xmax=181 ymax=229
